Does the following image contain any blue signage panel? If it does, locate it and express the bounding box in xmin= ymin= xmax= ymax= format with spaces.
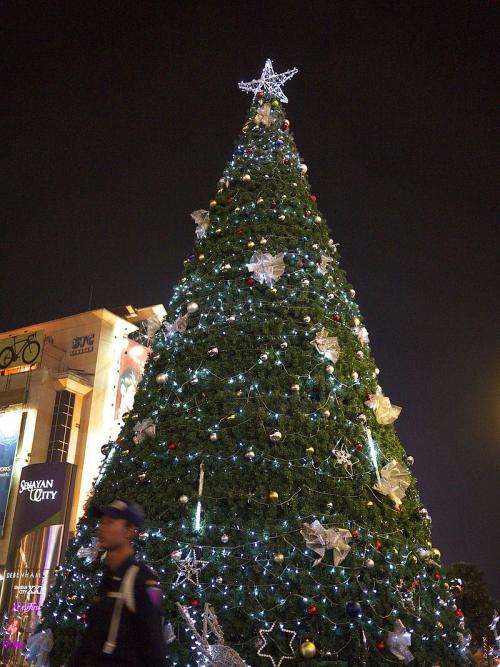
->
xmin=0 ymin=411 xmax=23 ymax=535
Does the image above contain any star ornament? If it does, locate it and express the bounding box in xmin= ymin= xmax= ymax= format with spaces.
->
xmin=173 ymin=549 xmax=208 ymax=586
xmin=257 ymin=621 xmax=297 ymax=667
xmin=238 ymin=59 xmax=298 ymax=103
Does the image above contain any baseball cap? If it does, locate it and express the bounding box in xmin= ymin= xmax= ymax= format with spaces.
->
xmin=95 ymin=499 xmax=144 ymax=529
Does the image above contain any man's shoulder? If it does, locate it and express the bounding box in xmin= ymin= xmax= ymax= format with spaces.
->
xmin=133 ymin=560 xmax=161 ymax=587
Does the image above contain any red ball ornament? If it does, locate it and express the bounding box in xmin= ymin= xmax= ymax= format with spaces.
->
xmin=256 ymin=91 xmax=265 ymax=98
xmin=191 ymin=599 xmax=200 ymax=607
xmin=333 ymin=313 xmax=342 ymax=321
xmin=352 ymin=529 xmax=359 ymax=538
xmin=354 ymin=442 xmax=364 ymax=451
xmin=376 ymin=641 xmax=385 ymax=651
xmin=78 ymin=613 xmax=87 ymax=621
xmin=434 ymin=572 xmax=441 ymax=581
xmin=455 ymin=609 xmax=464 ymax=619
xmin=395 ymin=506 xmax=401 ymax=513
xmin=307 ymin=605 xmax=318 ymax=616
xmin=115 ymin=436 xmax=125 ymax=445
xmin=271 ymin=200 xmax=277 ymax=208
xmin=304 ymin=209 xmax=311 ymax=217
xmin=282 ymin=158 xmax=290 ymax=165
xmin=281 ymin=120 xmax=290 ymax=130
xmin=246 ymin=147 xmax=253 ymax=153
xmin=309 ymin=194 xmax=317 ymax=202
xmin=226 ymin=196 xmax=233 ymax=204
xmin=246 ymin=277 xmax=256 ymax=286
xmin=168 ymin=443 xmax=177 ymax=450
xmin=375 ymin=539 xmax=382 ymax=550
xmin=297 ymin=261 xmax=304 ymax=268
xmin=237 ymin=228 xmax=245 ymax=235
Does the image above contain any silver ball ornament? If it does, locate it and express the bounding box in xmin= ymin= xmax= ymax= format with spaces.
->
xmin=300 ymin=164 xmax=308 ymax=174
xmin=325 ymin=365 xmax=334 ymax=374
xmin=407 ymin=455 xmax=415 ymax=466
xmin=209 ymin=432 xmax=218 ymax=442
xmin=303 ymin=316 xmax=311 ymax=324
xmin=207 ymin=347 xmax=219 ymax=358
xmin=269 ymin=430 xmax=282 ymax=442
xmin=245 ymin=450 xmax=255 ymax=459
xmin=241 ymin=174 xmax=251 ymax=182
xmin=178 ymin=495 xmax=189 ymax=504
xmin=291 ymin=384 xmax=300 ymax=392
xmin=156 ymin=373 xmax=167 ymax=384
xmin=187 ymin=302 xmax=199 ymax=314
xmin=221 ymin=534 xmax=229 ymax=544
xmin=365 ymin=558 xmax=375 ymax=569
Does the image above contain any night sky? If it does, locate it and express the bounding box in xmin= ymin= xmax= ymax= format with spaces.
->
xmin=2 ymin=3 xmax=498 ymax=596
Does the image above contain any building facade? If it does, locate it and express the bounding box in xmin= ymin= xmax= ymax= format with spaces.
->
xmin=0 ymin=304 xmax=164 ymax=662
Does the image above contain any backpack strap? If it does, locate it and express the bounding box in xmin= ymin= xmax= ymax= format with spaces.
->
xmin=102 ymin=565 xmax=139 ymax=655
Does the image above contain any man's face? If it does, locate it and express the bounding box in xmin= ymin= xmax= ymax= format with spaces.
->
xmin=97 ymin=515 xmax=135 ymax=550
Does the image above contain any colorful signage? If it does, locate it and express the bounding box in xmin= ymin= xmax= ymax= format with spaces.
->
xmin=114 ymin=339 xmax=150 ymax=420
xmin=0 ymin=411 xmax=23 ymax=535
xmin=0 ymin=330 xmax=43 ymax=370
xmin=10 ymin=462 xmax=75 ymax=546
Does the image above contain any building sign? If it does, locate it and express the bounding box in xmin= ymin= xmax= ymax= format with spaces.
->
xmin=114 ymin=339 xmax=150 ymax=421
xmin=0 ymin=330 xmax=44 ymax=370
xmin=10 ymin=462 xmax=75 ymax=546
xmin=70 ymin=332 xmax=95 ymax=356
xmin=0 ymin=411 xmax=23 ymax=535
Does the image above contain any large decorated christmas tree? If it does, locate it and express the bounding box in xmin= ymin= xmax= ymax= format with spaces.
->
xmin=40 ymin=61 xmax=471 ymax=666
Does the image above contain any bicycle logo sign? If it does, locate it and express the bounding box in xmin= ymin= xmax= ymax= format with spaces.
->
xmin=0 ymin=331 xmax=43 ymax=370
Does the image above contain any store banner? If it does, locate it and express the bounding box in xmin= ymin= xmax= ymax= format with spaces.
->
xmin=0 ymin=330 xmax=44 ymax=370
xmin=10 ymin=462 xmax=75 ymax=546
xmin=0 ymin=410 xmax=23 ymax=535
xmin=114 ymin=339 xmax=150 ymax=420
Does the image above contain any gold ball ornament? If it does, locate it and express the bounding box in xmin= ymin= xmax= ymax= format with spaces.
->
xmin=409 ymin=554 xmax=418 ymax=563
xmin=443 ymin=582 xmax=450 ymax=589
xmin=209 ymin=199 xmax=217 ymax=208
xmin=300 ymin=640 xmax=317 ymax=658
xmin=306 ymin=447 xmax=315 ymax=454
xmin=431 ymin=547 xmax=441 ymax=559
xmin=178 ymin=495 xmax=189 ymax=504
xmin=353 ymin=317 xmax=361 ymax=326
xmin=270 ymin=287 xmax=277 ymax=293
xmin=187 ymin=302 xmax=199 ymax=314
xmin=271 ymin=99 xmax=280 ymax=108
xmin=260 ymin=237 xmax=267 ymax=244
xmin=274 ymin=552 xmax=285 ymax=563
xmin=198 ymin=254 xmax=205 ymax=260
xmin=247 ymin=241 xmax=255 ymax=248
xmin=366 ymin=501 xmax=374 ymax=507
xmin=269 ymin=491 xmax=279 ymax=501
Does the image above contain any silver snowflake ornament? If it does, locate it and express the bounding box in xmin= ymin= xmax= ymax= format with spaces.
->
xmin=238 ymin=59 xmax=298 ymax=103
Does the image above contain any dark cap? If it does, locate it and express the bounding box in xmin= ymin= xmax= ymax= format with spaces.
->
xmin=95 ymin=499 xmax=144 ymax=529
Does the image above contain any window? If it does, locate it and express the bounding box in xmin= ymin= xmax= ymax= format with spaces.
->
xmin=48 ymin=390 xmax=75 ymax=462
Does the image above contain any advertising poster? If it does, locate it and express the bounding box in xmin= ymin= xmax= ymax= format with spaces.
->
xmin=114 ymin=339 xmax=150 ymax=421
xmin=0 ymin=410 xmax=22 ymax=535
xmin=0 ymin=463 xmax=76 ymax=657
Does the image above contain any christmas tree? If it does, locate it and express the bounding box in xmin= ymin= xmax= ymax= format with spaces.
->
xmin=40 ymin=61 xmax=471 ymax=666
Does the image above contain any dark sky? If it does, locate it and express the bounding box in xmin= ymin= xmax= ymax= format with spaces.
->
xmin=2 ymin=3 xmax=499 ymax=596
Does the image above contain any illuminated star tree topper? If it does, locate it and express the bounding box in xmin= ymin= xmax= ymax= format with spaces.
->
xmin=238 ymin=58 xmax=298 ymax=103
